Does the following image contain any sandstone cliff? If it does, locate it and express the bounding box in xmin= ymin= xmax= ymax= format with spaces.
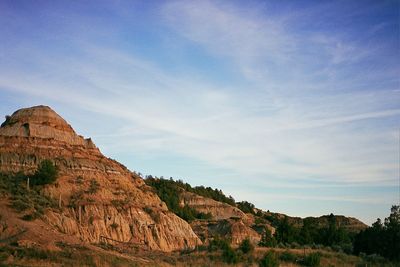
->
xmin=179 ymin=191 xmax=270 ymax=246
xmin=180 ymin=191 xmax=247 ymax=221
xmin=0 ymin=105 xmax=201 ymax=251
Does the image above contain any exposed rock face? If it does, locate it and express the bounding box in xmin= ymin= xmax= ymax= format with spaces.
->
xmin=180 ymin=191 xmax=247 ymax=221
xmin=0 ymin=105 xmax=201 ymax=251
xmin=264 ymin=210 xmax=368 ymax=233
xmin=298 ymin=215 xmax=368 ymax=233
xmin=44 ymin=206 xmax=197 ymax=250
xmin=180 ymin=191 xmax=270 ymax=245
xmin=0 ymin=106 xmax=91 ymax=146
xmin=191 ymin=218 xmax=261 ymax=246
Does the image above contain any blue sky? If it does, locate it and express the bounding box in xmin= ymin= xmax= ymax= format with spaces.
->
xmin=0 ymin=0 xmax=399 ymax=225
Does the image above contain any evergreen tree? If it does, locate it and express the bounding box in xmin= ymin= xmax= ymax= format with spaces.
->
xmin=31 ymin=160 xmax=58 ymax=185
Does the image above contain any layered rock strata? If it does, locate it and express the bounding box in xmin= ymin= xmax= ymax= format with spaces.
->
xmin=0 ymin=105 xmax=201 ymax=251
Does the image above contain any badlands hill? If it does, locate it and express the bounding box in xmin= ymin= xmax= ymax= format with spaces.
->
xmin=0 ymin=105 xmax=200 ymax=252
xmin=0 ymin=105 xmax=369 ymax=266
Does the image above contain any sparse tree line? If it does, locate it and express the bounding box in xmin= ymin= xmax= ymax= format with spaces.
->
xmin=144 ymin=176 xmax=213 ymax=222
xmin=144 ymin=176 xmax=400 ymax=263
xmin=144 ymin=175 xmax=236 ymax=205
xmin=260 ymin=213 xmax=353 ymax=252
xmin=353 ymin=205 xmax=400 ymax=261
xmin=258 ymin=206 xmax=400 ymax=262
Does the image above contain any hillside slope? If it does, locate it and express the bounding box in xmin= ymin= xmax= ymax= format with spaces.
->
xmin=0 ymin=105 xmax=200 ymax=251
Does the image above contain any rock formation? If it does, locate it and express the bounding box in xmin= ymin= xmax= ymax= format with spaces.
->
xmin=180 ymin=191 xmax=269 ymax=246
xmin=0 ymin=105 xmax=201 ymax=251
xmin=180 ymin=191 xmax=247 ymax=221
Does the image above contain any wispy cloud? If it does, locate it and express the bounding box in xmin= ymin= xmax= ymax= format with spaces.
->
xmin=0 ymin=0 xmax=398 ymax=223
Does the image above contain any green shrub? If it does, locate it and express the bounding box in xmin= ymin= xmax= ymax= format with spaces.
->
xmin=0 ymin=251 xmax=8 ymax=262
xmin=290 ymin=242 xmax=301 ymax=249
xmin=301 ymin=252 xmax=321 ymax=267
xmin=18 ymin=247 xmax=50 ymax=260
xmin=75 ymin=176 xmax=84 ymax=185
xmin=363 ymin=254 xmax=388 ymax=264
xmin=221 ymin=245 xmax=238 ymax=264
xmin=196 ymin=212 xmax=213 ymax=220
xmin=259 ymin=228 xmax=277 ymax=247
xmin=87 ymin=179 xmax=100 ymax=194
xmin=143 ymin=206 xmax=161 ymax=223
xmin=31 ymin=160 xmax=58 ymax=185
xmin=1 ymin=172 xmax=57 ymax=219
xmin=280 ymin=250 xmax=298 ymax=262
xmin=331 ymin=244 xmax=343 ymax=253
xmin=0 ymin=243 xmax=134 ymax=266
xmin=68 ymin=190 xmax=84 ymax=208
xmin=143 ymin=206 xmax=152 ymax=214
xmin=208 ymin=238 xmax=230 ymax=252
xmin=207 ymin=237 xmax=239 ymax=263
xmin=11 ymin=198 xmax=32 ymax=212
xmin=236 ymin=201 xmax=256 ymax=214
xmin=21 ymin=212 xmax=40 ymax=221
xmin=259 ymin=251 xmax=279 ymax=267
xmin=277 ymin=242 xmax=286 ymax=248
xmin=0 ymin=115 xmax=11 ymax=127
xmin=239 ymin=238 xmax=254 ymax=254
xmin=341 ymin=243 xmax=353 ymax=254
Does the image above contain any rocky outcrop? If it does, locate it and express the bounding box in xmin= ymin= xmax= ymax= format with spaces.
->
xmin=0 ymin=105 xmax=201 ymax=251
xmin=0 ymin=105 xmax=96 ymax=148
xmin=179 ymin=191 xmax=270 ymax=245
xmin=191 ymin=218 xmax=261 ymax=246
xmin=180 ymin=191 xmax=247 ymax=221
xmin=257 ymin=209 xmax=367 ymax=234
xmin=44 ymin=205 xmax=198 ymax=250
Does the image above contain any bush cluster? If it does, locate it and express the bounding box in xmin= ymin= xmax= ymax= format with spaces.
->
xmin=145 ymin=177 xmax=212 ymax=222
xmin=145 ymin=176 xmax=235 ymax=206
xmin=30 ymin=160 xmax=58 ymax=185
xmin=259 ymin=251 xmax=279 ymax=267
xmin=301 ymin=252 xmax=321 ymax=267
xmin=0 ymin=171 xmax=58 ymax=220
xmin=236 ymin=201 xmax=256 ymax=214
xmin=87 ymin=179 xmax=100 ymax=194
xmin=354 ymin=205 xmax=400 ymax=261
xmin=271 ymin=214 xmax=354 ymax=253
xmin=239 ymin=238 xmax=254 ymax=254
xmin=208 ymin=238 xmax=257 ymax=264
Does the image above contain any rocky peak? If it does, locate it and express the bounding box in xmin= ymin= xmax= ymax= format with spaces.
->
xmin=0 ymin=105 xmax=95 ymax=148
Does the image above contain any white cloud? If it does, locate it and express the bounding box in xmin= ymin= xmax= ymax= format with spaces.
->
xmin=0 ymin=0 xmax=398 ymax=224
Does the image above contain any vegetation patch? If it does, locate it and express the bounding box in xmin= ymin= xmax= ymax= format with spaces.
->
xmin=110 ymin=222 xmax=119 ymax=229
xmin=68 ymin=190 xmax=85 ymax=208
xmin=279 ymin=250 xmax=298 ymax=263
xmin=145 ymin=176 xmax=235 ymax=206
xmin=237 ymin=201 xmax=256 ymax=214
xmin=86 ymin=179 xmax=100 ymax=194
xmin=300 ymin=252 xmax=321 ymax=267
xmin=0 ymin=171 xmax=58 ymax=220
xmin=145 ymin=177 xmax=213 ymax=222
xmin=239 ymin=238 xmax=254 ymax=254
xmin=30 ymin=160 xmax=58 ymax=186
xmin=353 ymin=205 xmax=400 ymax=262
xmin=0 ymin=243 xmax=136 ymax=267
xmin=259 ymin=250 xmax=279 ymax=267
